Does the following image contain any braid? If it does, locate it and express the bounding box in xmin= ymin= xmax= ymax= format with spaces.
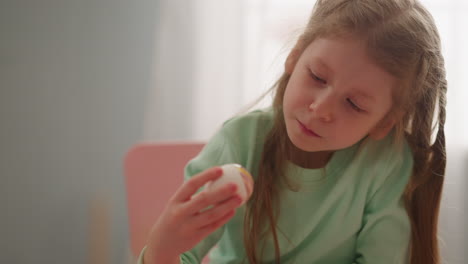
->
xmin=404 ymin=49 xmax=447 ymax=264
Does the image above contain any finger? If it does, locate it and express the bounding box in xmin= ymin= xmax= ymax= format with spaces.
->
xmin=197 ymin=209 xmax=236 ymax=235
xmin=183 ymin=182 xmax=238 ymax=215
xmin=191 ymin=195 xmax=242 ymax=228
xmin=173 ymin=167 xmax=223 ymax=202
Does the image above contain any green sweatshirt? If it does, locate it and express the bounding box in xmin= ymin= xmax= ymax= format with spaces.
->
xmin=139 ymin=108 xmax=413 ymax=264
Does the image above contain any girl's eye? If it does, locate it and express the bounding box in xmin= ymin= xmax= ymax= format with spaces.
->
xmin=310 ymin=71 xmax=327 ymax=84
xmin=347 ymin=98 xmax=364 ymax=112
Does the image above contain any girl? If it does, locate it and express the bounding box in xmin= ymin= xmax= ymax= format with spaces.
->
xmin=141 ymin=0 xmax=447 ymax=263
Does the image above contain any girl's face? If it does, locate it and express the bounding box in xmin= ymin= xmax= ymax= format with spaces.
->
xmin=283 ymin=37 xmax=396 ymax=152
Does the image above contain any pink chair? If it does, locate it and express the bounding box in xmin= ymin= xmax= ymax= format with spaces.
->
xmin=124 ymin=142 xmax=207 ymax=262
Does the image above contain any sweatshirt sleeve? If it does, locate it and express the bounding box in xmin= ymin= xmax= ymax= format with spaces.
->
xmin=138 ymin=110 xmax=269 ymax=264
xmin=137 ymin=246 xmax=183 ymax=264
xmin=353 ymin=143 xmax=413 ymax=264
xmin=136 ymin=126 xmax=242 ymax=264
xmin=137 ymin=246 xmax=146 ymax=264
xmin=178 ymin=121 xmax=245 ymax=263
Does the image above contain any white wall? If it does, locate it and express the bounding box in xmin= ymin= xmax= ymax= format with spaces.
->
xmin=0 ymin=1 xmax=167 ymax=263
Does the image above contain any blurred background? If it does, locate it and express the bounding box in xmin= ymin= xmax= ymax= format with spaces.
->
xmin=1 ymin=0 xmax=466 ymax=263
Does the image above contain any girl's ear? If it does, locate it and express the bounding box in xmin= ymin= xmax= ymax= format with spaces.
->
xmin=369 ymin=117 xmax=396 ymax=140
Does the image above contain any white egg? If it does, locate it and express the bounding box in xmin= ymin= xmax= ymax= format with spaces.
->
xmin=206 ymin=164 xmax=254 ymax=205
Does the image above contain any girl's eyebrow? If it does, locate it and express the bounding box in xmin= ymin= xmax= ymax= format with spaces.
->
xmin=351 ymin=89 xmax=376 ymax=102
xmin=310 ymin=56 xmax=378 ymax=103
xmin=310 ymin=57 xmax=333 ymax=74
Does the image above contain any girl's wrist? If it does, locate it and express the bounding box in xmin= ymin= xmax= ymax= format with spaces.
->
xmin=143 ymin=246 xmax=180 ymax=264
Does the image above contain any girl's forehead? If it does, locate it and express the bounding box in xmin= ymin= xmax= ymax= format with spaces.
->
xmin=301 ymin=37 xmax=397 ymax=100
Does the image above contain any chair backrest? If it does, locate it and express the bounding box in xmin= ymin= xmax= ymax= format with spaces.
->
xmin=124 ymin=142 xmax=205 ymax=257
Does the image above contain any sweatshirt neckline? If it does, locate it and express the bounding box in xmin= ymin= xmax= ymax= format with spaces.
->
xmin=284 ymin=143 xmax=358 ymax=191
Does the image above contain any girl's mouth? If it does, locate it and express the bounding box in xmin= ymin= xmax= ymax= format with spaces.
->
xmin=297 ymin=120 xmax=321 ymax=137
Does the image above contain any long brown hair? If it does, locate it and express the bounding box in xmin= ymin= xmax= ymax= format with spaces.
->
xmin=243 ymin=0 xmax=447 ymax=263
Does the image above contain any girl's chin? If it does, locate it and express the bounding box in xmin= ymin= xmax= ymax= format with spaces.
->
xmin=288 ymin=136 xmax=322 ymax=152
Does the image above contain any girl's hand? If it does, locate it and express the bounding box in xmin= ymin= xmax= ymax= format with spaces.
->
xmin=144 ymin=167 xmax=243 ymax=264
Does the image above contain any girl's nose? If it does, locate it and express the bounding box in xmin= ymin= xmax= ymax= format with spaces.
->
xmin=309 ymin=97 xmax=333 ymax=123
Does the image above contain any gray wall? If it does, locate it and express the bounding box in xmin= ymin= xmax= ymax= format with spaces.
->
xmin=0 ymin=1 xmax=162 ymax=263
